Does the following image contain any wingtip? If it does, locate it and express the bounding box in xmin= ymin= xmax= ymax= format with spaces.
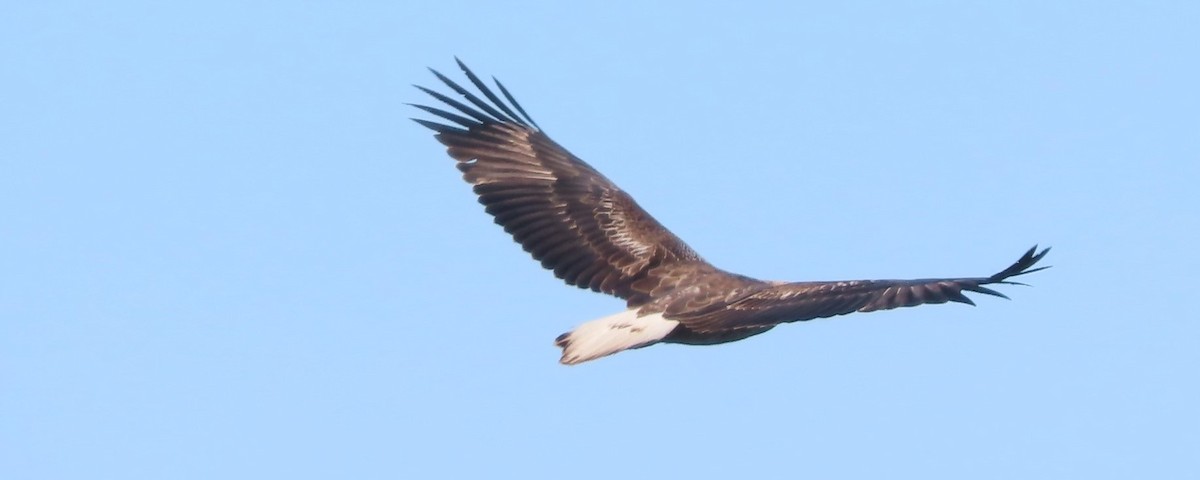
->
xmin=1028 ymin=245 xmax=1052 ymax=268
xmin=1021 ymin=265 xmax=1052 ymax=276
xmin=427 ymin=67 xmax=455 ymax=86
xmin=413 ymin=84 xmax=437 ymax=96
xmin=989 ymin=244 xmax=1053 ymax=283
xmin=966 ymin=284 xmax=1011 ymax=300
xmin=411 ymin=117 xmax=461 ymax=134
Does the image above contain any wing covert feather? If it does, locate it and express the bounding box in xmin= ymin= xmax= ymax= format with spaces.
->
xmin=413 ymin=61 xmax=706 ymax=304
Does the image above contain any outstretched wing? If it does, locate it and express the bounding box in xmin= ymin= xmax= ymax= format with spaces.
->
xmin=671 ymin=246 xmax=1051 ymax=332
xmin=412 ymin=59 xmax=706 ymax=304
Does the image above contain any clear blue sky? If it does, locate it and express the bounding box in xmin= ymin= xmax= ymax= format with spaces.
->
xmin=3 ymin=1 xmax=1197 ymax=478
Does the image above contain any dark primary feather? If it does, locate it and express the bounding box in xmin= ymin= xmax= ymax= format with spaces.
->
xmin=668 ymin=246 xmax=1051 ymax=334
xmin=411 ymin=60 xmax=707 ymax=305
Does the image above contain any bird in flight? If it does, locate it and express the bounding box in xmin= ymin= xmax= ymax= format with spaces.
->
xmin=412 ymin=59 xmax=1050 ymax=365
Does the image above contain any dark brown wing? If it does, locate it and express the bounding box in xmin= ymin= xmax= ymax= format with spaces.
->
xmin=412 ymin=59 xmax=707 ymax=305
xmin=672 ymin=246 xmax=1051 ymax=332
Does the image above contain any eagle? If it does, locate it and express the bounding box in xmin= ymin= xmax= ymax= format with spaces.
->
xmin=412 ymin=59 xmax=1050 ymax=365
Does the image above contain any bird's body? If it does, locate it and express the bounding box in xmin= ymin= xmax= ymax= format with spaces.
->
xmin=413 ymin=60 xmax=1050 ymax=365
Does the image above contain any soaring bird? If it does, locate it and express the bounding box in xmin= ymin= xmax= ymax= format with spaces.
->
xmin=412 ymin=59 xmax=1050 ymax=365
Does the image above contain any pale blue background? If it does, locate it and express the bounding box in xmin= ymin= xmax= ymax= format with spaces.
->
xmin=3 ymin=1 xmax=1197 ymax=478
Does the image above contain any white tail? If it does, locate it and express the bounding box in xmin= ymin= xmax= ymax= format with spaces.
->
xmin=554 ymin=310 xmax=679 ymax=365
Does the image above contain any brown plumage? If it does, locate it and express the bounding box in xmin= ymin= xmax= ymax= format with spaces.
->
xmin=413 ymin=59 xmax=1050 ymax=364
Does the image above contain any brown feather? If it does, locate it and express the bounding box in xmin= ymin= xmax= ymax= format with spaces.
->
xmin=666 ymin=247 xmax=1050 ymax=335
xmin=413 ymin=62 xmax=708 ymax=305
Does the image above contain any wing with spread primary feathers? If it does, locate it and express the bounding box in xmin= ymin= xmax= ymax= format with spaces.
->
xmin=670 ymin=246 xmax=1051 ymax=333
xmin=411 ymin=59 xmax=707 ymax=305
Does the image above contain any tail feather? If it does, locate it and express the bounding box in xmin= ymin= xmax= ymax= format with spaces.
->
xmin=555 ymin=310 xmax=679 ymax=365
